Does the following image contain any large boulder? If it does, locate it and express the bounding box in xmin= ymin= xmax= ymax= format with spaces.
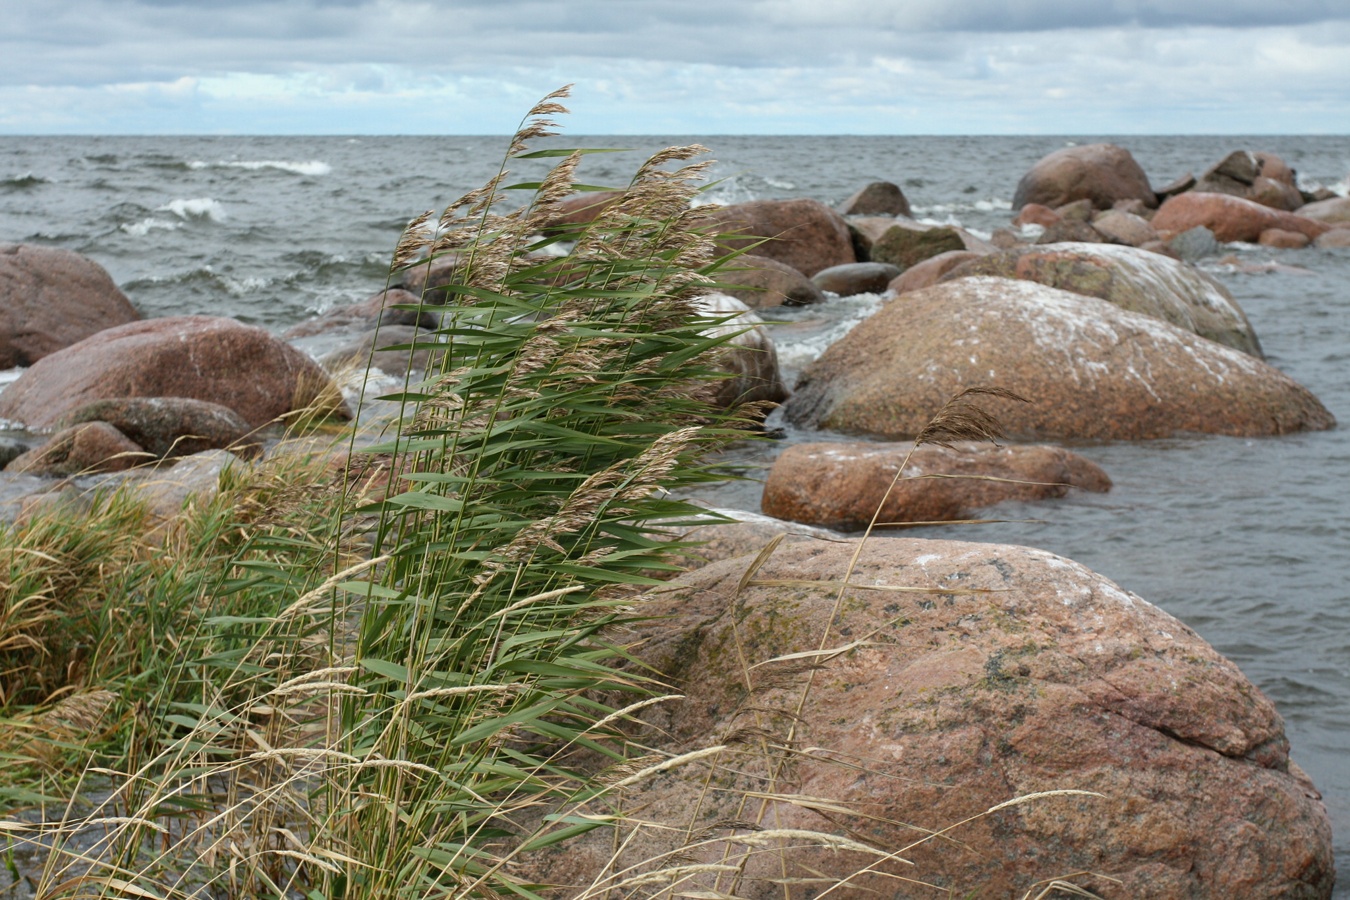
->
xmin=784 ymin=277 xmax=1333 ymax=441
xmin=59 ymin=397 xmax=258 ymax=460
xmin=715 ymin=254 xmax=825 ymax=308
xmin=1152 ymin=193 xmax=1331 ymax=244
xmin=0 ymin=316 xmax=349 ymax=431
xmin=695 ymin=293 xmax=788 ymax=409
xmin=703 ymin=199 xmax=855 ymax=277
xmin=1012 ymin=144 xmax=1157 ymax=212
xmin=761 ymin=441 xmax=1111 ymax=531
xmin=526 ymin=538 xmax=1333 ymax=899
xmin=837 ymin=180 xmax=911 ymax=217
xmin=0 ymin=243 xmax=141 ymax=368
xmin=939 ymin=242 xmax=1264 ymax=356
xmin=538 ymin=189 xmax=625 ymax=235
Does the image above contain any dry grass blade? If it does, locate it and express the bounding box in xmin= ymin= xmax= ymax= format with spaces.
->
xmin=914 ymin=386 xmax=1030 ymax=449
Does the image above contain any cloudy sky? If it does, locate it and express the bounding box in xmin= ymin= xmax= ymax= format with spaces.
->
xmin=3 ymin=0 xmax=1349 ymax=135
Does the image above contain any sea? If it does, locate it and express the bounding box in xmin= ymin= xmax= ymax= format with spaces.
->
xmin=1 ymin=133 xmax=1349 ymax=891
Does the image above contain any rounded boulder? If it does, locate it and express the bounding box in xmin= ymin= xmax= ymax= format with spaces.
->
xmin=784 ymin=277 xmax=1333 ymax=441
xmin=716 ymin=254 xmax=825 ymax=308
xmin=939 ymin=242 xmax=1264 ymax=356
xmin=525 ymin=538 xmax=1334 ymax=898
xmin=762 ymin=440 xmax=1110 ymax=531
xmin=1012 ymin=143 xmax=1157 ymax=212
xmin=1152 ymin=193 xmax=1331 ymax=244
xmin=0 ymin=316 xmax=350 ymax=431
xmin=704 ymin=199 xmax=855 ymax=277
xmin=0 ymin=243 xmax=141 ymax=368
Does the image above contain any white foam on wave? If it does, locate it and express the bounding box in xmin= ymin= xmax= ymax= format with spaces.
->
xmin=159 ymin=197 xmax=226 ymax=221
xmin=121 ymin=217 xmax=181 ymax=237
xmin=912 ymin=198 xmax=1011 ymax=217
xmin=188 ymin=159 xmax=331 ymax=176
xmin=770 ymin=292 xmax=886 ymax=373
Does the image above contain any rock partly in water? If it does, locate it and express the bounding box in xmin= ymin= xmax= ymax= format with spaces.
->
xmin=1192 ymin=150 xmax=1304 ymax=211
xmin=0 ymin=316 xmax=350 ymax=431
xmin=939 ymin=242 xmax=1264 ymax=356
xmin=283 ymin=288 xmax=435 ymax=340
xmin=1012 ymin=143 xmax=1158 ymax=212
xmin=1260 ymin=228 xmax=1312 ymax=249
xmin=761 ymin=440 xmax=1111 ymax=531
xmin=320 ymin=325 xmax=441 ymax=378
xmin=1035 ymin=218 xmax=1110 ymax=245
xmin=1295 ymin=196 xmax=1350 ymax=225
xmin=1091 ymin=208 xmax=1160 ymax=246
xmin=704 ymin=199 xmax=855 ymax=277
xmin=1315 ymin=229 xmax=1350 ymax=249
xmin=0 ymin=243 xmax=141 ymax=368
xmin=810 ymin=262 xmax=901 ymax=297
xmin=837 ymin=180 xmax=912 ymax=217
xmin=694 ymin=293 xmax=788 ymax=409
xmin=715 ymin=254 xmax=825 ymax=308
xmin=1165 ymin=225 xmax=1221 ymax=260
xmin=1152 ymin=193 xmax=1331 ymax=244
xmin=60 ymin=397 xmax=259 ymax=460
xmin=7 ymin=422 xmax=150 ymax=476
xmin=784 ymin=276 xmax=1333 ymax=441
xmin=524 ymin=538 xmax=1334 ymax=899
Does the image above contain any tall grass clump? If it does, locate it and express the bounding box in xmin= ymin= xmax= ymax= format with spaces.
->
xmin=14 ymin=88 xmax=758 ymax=899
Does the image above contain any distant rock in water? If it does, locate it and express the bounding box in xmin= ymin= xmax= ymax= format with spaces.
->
xmin=1012 ymin=143 xmax=1158 ymax=212
xmin=784 ymin=277 xmax=1333 ymax=441
xmin=0 ymin=243 xmax=141 ymax=368
xmin=0 ymin=316 xmax=350 ymax=431
xmin=837 ymin=180 xmax=911 ymax=217
xmin=1152 ymin=193 xmax=1331 ymax=244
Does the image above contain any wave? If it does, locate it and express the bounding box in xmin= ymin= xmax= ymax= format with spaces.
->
xmin=120 ymin=217 xmax=182 ymax=237
xmin=157 ymin=197 xmax=226 ymax=222
xmin=124 ymin=265 xmax=270 ymax=297
xmin=1 ymin=173 xmax=51 ymax=189
xmin=187 ymin=159 xmax=331 ymax=176
xmin=912 ymin=198 xmax=1012 ymax=216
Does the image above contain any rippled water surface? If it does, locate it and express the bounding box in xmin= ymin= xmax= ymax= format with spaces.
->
xmin=2 ymin=133 xmax=1349 ymax=891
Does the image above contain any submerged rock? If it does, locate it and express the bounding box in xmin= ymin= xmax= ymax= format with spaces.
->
xmin=784 ymin=277 xmax=1333 ymax=441
xmin=0 ymin=243 xmax=141 ymax=368
xmin=524 ymin=538 xmax=1334 ymax=899
xmin=7 ymin=422 xmax=149 ymax=476
xmin=1012 ymin=143 xmax=1157 ymax=212
xmin=939 ymin=242 xmax=1264 ymax=356
xmin=762 ymin=440 xmax=1111 ymax=531
xmin=0 ymin=316 xmax=350 ymax=431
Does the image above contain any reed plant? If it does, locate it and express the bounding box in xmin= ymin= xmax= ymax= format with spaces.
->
xmin=0 ymin=91 xmax=1102 ymax=900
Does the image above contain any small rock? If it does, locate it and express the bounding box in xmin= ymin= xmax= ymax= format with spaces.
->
xmin=1259 ymin=228 xmax=1312 ymax=249
xmin=811 ymin=262 xmax=901 ymax=297
xmin=837 ymin=181 xmax=911 ymax=217
xmin=1012 ymin=203 xmax=1059 ymax=228
xmin=1314 ymin=229 xmax=1350 ymax=249
xmin=870 ymin=224 xmax=966 ymax=269
xmin=1165 ymin=225 xmax=1220 ymax=260
xmin=886 ymin=250 xmax=983 ymax=295
xmin=1035 ymin=218 xmax=1108 ymax=245
xmin=716 ymin=254 xmax=825 ymax=308
xmin=7 ymin=422 xmax=150 ymax=476
xmin=1296 ymin=196 xmax=1350 ymax=225
xmin=1091 ymin=209 xmax=1160 ymax=246
xmin=60 ymin=397 xmax=259 ymax=460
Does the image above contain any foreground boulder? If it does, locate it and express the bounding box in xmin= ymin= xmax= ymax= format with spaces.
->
xmin=762 ymin=441 xmax=1111 ymax=531
xmin=784 ymin=277 xmax=1333 ymax=440
xmin=1012 ymin=144 xmax=1157 ymax=212
xmin=0 ymin=316 xmax=349 ymax=431
xmin=695 ymin=293 xmax=788 ymax=409
xmin=716 ymin=254 xmax=825 ymax=308
xmin=703 ymin=199 xmax=855 ymax=277
xmin=0 ymin=243 xmax=141 ymax=368
xmin=939 ymin=242 xmax=1263 ymax=356
xmin=525 ymin=538 xmax=1333 ymax=898
xmin=1152 ymin=193 xmax=1331 ymax=244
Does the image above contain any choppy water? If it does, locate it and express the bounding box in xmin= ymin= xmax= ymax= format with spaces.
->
xmin=2 ymin=133 xmax=1349 ymax=891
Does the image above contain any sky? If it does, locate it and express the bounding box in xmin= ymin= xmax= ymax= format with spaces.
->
xmin=2 ymin=0 xmax=1349 ymax=135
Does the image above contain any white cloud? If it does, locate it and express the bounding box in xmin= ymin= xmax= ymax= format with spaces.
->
xmin=0 ymin=0 xmax=1347 ymax=133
